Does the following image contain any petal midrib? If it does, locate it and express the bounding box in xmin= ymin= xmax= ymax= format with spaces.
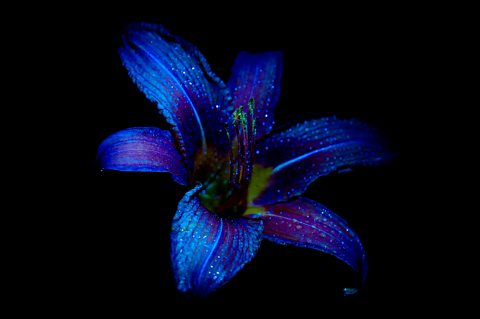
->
xmin=271 ymin=141 xmax=365 ymax=173
xmin=142 ymin=46 xmax=207 ymax=155
xmin=195 ymin=217 xmax=223 ymax=288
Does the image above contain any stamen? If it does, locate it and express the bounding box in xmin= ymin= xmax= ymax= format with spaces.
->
xmin=225 ymin=127 xmax=235 ymax=186
xmin=246 ymin=98 xmax=256 ymax=181
xmin=230 ymin=99 xmax=257 ymax=189
xmin=211 ymin=99 xmax=257 ymax=216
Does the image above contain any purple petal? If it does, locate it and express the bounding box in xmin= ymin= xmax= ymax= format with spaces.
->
xmin=97 ymin=127 xmax=187 ymax=185
xmin=171 ymin=185 xmax=263 ymax=296
xmin=246 ymin=197 xmax=367 ymax=282
xmin=119 ymin=23 xmax=232 ymax=167
xmin=252 ymin=117 xmax=386 ymax=205
xmin=227 ymin=51 xmax=283 ymax=138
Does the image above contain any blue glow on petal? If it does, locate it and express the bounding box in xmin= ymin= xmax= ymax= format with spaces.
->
xmin=254 ymin=117 xmax=388 ymax=205
xmin=171 ymin=186 xmax=263 ymax=296
xmin=139 ymin=46 xmax=207 ymax=155
xmin=97 ymin=127 xmax=187 ymax=185
xmin=227 ymin=51 xmax=283 ymax=139
xmin=272 ymin=143 xmax=351 ymax=173
xmin=99 ymin=23 xmax=389 ymax=298
xmin=118 ymin=23 xmax=233 ymax=165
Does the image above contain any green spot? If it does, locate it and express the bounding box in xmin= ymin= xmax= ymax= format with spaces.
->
xmin=233 ymin=106 xmax=243 ymax=125
xmin=248 ymin=98 xmax=256 ymax=135
xmin=198 ymin=177 xmax=230 ymax=213
xmin=239 ymin=111 xmax=247 ymax=127
xmin=243 ymin=205 xmax=266 ymax=217
xmin=248 ymin=98 xmax=255 ymax=115
xmin=247 ymin=165 xmax=273 ymax=203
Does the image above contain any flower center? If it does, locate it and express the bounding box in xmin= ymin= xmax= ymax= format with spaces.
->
xmin=198 ymin=98 xmax=257 ymax=217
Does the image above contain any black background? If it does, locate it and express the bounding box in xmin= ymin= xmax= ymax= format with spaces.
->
xmin=41 ymin=3 xmax=441 ymax=316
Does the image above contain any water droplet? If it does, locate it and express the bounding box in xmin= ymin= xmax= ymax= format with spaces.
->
xmin=343 ymin=287 xmax=358 ymax=296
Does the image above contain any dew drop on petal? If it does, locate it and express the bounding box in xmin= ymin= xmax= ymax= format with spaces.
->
xmin=343 ymin=287 xmax=358 ymax=296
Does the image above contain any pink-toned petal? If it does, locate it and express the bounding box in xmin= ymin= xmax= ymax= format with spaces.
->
xmin=246 ymin=197 xmax=367 ymax=282
xmin=97 ymin=127 xmax=187 ymax=185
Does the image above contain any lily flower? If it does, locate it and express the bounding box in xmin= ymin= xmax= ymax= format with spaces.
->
xmin=97 ymin=23 xmax=387 ymax=296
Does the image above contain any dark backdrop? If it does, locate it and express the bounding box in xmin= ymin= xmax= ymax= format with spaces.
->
xmin=51 ymin=4 xmax=431 ymax=316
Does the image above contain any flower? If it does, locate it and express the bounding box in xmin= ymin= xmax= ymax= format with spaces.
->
xmin=96 ymin=22 xmax=387 ymax=297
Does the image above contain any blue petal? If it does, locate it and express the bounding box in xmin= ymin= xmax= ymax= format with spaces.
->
xmin=97 ymin=127 xmax=187 ymax=185
xmin=245 ymin=197 xmax=367 ymax=282
xmin=171 ymin=185 xmax=263 ymax=296
xmin=252 ymin=117 xmax=387 ymax=205
xmin=119 ymin=23 xmax=232 ymax=168
xmin=227 ymin=51 xmax=283 ymax=139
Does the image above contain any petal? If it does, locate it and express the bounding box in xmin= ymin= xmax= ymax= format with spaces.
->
xmin=227 ymin=51 xmax=283 ymax=139
xmin=119 ymin=23 xmax=232 ymax=167
xmin=252 ymin=117 xmax=387 ymax=205
xmin=97 ymin=127 xmax=187 ymax=185
xmin=171 ymin=185 xmax=263 ymax=296
xmin=246 ymin=197 xmax=367 ymax=282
